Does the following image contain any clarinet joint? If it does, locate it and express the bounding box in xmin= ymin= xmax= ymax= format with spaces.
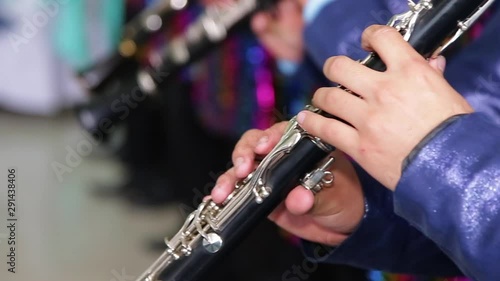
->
xmin=432 ymin=0 xmax=497 ymax=57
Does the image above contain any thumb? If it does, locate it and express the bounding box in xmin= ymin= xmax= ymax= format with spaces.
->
xmin=428 ymin=55 xmax=446 ymax=74
xmin=285 ymin=187 xmax=315 ymax=215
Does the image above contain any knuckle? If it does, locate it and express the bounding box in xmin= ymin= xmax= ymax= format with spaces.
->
xmin=274 ymin=121 xmax=288 ymax=134
xmin=263 ymin=125 xmax=278 ymax=136
xmin=232 ymin=147 xmax=249 ymax=162
xmin=370 ymin=25 xmax=397 ymax=40
xmin=400 ymin=57 xmax=426 ymax=73
xmin=329 ymin=87 xmax=345 ymax=102
xmin=319 ymin=119 xmax=335 ymax=140
xmin=236 ymin=130 xmax=260 ymax=149
xmin=371 ymin=78 xmax=395 ymax=101
xmin=216 ymin=173 xmax=230 ymax=185
xmin=266 ymin=123 xmax=286 ymax=142
xmin=372 ymin=83 xmax=390 ymax=100
xmin=240 ymin=129 xmax=260 ymax=141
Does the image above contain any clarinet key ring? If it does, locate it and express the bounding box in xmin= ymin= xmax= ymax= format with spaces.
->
xmin=301 ymin=157 xmax=335 ymax=194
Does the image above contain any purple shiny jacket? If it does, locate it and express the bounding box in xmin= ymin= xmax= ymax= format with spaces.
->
xmin=301 ymin=0 xmax=500 ymax=280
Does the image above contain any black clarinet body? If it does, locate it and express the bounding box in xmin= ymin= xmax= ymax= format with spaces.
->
xmin=135 ymin=0 xmax=495 ymax=280
xmin=159 ymin=139 xmax=329 ymax=281
xmin=364 ymin=0 xmax=487 ymax=71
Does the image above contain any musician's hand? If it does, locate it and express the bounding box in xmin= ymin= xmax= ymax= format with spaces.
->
xmin=297 ymin=25 xmax=474 ymax=190
xmin=211 ymin=122 xmax=365 ymax=246
xmin=250 ymin=0 xmax=304 ymax=62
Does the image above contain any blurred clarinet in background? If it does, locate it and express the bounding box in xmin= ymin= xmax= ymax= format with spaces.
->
xmin=76 ymin=0 xmax=274 ymax=137
xmin=78 ymin=0 xmax=190 ymax=94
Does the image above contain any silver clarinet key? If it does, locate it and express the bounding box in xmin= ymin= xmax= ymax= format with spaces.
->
xmin=202 ymin=233 xmax=223 ymax=253
xmin=301 ymin=157 xmax=335 ymax=194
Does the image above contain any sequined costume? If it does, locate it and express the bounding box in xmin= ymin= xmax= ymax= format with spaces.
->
xmin=300 ymin=0 xmax=500 ymax=279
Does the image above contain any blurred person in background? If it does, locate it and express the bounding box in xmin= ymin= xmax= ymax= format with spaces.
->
xmin=0 ymin=0 xmax=123 ymax=115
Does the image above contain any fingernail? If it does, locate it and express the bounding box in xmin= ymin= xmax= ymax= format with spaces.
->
xmin=257 ymin=136 xmax=269 ymax=146
xmin=297 ymin=111 xmax=306 ymax=124
xmin=323 ymin=57 xmax=334 ymax=74
xmin=437 ymin=56 xmax=446 ymax=72
xmin=235 ymin=157 xmax=244 ymax=167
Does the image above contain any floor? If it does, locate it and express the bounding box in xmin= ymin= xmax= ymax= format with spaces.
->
xmin=0 ymin=110 xmax=183 ymax=281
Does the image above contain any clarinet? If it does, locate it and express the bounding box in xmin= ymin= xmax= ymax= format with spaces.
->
xmin=135 ymin=0 xmax=495 ymax=280
xmin=78 ymin=0 xmax=190 ymax=93
xmin=119 ymin=0 xmax=190 ymax=58
xmin=76 ymin=0 xmax=272 ymax=135
xmin=135 ymin=0 xmax=273 ymax=94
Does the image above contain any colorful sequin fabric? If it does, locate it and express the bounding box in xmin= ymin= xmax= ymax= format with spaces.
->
xmin=126 ymin=0 xmax=324 ymax=138
xmin=370 ymin=272 xmax=471 ymax=281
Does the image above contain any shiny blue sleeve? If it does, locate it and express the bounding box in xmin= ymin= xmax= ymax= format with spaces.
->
xmin=303 ymin=0 xmax=407 ymax=68
xmin=301 ymin=162 xmax=463 ymax=276
xmin=394 ymin=113 xmax=500 ymax=281
xmin=300 ymin=2 xmax=500 ymax=276
xmin=300 ymin=0 xmax=462 ymax=274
